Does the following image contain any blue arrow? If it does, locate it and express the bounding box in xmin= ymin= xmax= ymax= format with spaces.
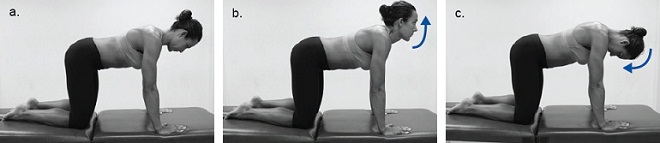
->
xmin=624 ymin=48 xmax=652 ymax=73
xmin=412 ymin=16 xmax=431 ymax=49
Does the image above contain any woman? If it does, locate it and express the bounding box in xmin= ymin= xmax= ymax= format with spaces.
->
xmin=448 ymin=21 xmax=646 ymax=131
xmin=225 ymin=1 xmax=417 ymax=135
xmin=1 ymin=9 xmax=203 ymax=135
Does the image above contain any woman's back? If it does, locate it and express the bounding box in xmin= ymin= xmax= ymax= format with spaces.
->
xmin=320 ymin=25 xmax=388 ymax=70
xmin=94 ymin=25 xmax=162 ymax=69
xmin=539 ymin=23 xmax=597 ymax=68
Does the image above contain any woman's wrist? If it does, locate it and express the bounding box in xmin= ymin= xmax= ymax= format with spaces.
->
xmin=154 ymin=122 xmax=165 ymax=131
xmin=596 ymin=119 xmax=608 ymax=128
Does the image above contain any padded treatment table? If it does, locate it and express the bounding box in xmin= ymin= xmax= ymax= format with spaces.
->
xmin=0 ymin=108 xmax=96 ymax=143
xmin=92 ymin=107 xmax=214 ymax=143
xmin=446 ymin=102 xmax=541 ymax=143
xmin=538 ymin=105 xmax=660 ymax=143
xmin=223 ymin=106 xmax=321 ymax=143
xmin=316 ymin=109 xmax=437 ymax=143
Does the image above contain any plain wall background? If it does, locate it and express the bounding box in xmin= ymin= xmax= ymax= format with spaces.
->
xmin=447 ymin=0 xmax=660 ymax=110
xmin=223 ymin=0 xmax=438 ymax=113
xmin=0 ymin=0 xmax=215 ymax=113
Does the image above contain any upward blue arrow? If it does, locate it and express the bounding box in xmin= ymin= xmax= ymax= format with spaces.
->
xmin=412 ymin=16 xmax=431 ymax=49
xmin=624 ymin=48 xmax=652 ymax=73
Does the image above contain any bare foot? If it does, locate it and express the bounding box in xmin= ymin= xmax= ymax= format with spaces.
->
xmin=447 ymin=97 xmax=474 ymax=114
xmin=3 ymin=104 xmax=28 ymax=121
xmin=250 ymin=96 xmax=263 ymax=108
xmin=225 ymin=102 xmax=252 ymax=119
xmin=27 ymin=97 xmax=39 ymax=110
xmin=472 ymin=92 xmax=485 ymax=104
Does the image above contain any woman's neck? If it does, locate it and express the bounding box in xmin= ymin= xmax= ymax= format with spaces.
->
xmin=161 ymin=31 xmax=173 ymax=45
xmin=385 ymin=26 xmax=401 ymax=44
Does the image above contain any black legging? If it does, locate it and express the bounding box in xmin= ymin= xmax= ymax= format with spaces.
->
xmin=290 ymin=37 xmax=329 ymax=129
xmin=64 ymin=37 xmax=104 ymax=129
xmin=509 ymin=34 xmax=548 ymax=125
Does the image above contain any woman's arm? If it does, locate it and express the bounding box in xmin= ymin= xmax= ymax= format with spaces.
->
xmin=131 ymin=29 xmax=164 ymax=133
xmin=369 ymin=33 xmax=392 ymax=134
xmin=585 ymin=24 xmax=608 ymax=130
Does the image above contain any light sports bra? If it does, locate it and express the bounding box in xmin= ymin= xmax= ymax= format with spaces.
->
xmin=120 ymin=26 xmax=162 ymax=69
xmin=120 ymin=36 xmax=143 ymax=69
xmin=561 ymin=28 xmax=590 ymax=65
xmin=344 ymin=32 xmax=372 ymax=70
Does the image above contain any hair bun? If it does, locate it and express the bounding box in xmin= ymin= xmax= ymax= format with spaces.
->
xmin=632 ymin=27 xmax=647 ymax=37
xmin=379 ymin=5 xmax=390 ymax=19
xmin=177 ymin=9 xmax=193 ymax=21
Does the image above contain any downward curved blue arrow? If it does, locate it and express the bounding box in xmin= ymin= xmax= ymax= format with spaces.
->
xmin=624 ymin=48 xmax=652 ymax=73
xmin=412 ymin=16 xmax=431 ymax=49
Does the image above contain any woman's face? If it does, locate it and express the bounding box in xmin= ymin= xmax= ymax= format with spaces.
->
xmin=399 ymin=10 xmax=418 ymax=41
xmin=168 ymin=30 xmax=199 ymax=53
xmin=608 ymin=34 xmax=631 ymax=59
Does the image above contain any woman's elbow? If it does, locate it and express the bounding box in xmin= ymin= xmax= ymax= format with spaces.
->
xmin=588 ymin=82 xmax=604 ymax=90
xmin=142 ymin=84 xmax=158 ymax=93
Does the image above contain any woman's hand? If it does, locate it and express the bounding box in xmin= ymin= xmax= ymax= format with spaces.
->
xmin=160 ymin=108 xmax=173 ymax=114
xmin=592 ymin=120 xmax=630 ymax=131
xmin=602 ymin=120 xmax=630 ymax=131
xmin=385 ymin=109 xmax=399 ymax=115
xmin=156 ymin=123 xmax=187 ymax=135
xmin=382 ymin=124 xmax=412 ymax=136
xmin=149 ymin=122 xmax=187 ymax=135
xmin=586 ymin=105 xmax=617 ymax=111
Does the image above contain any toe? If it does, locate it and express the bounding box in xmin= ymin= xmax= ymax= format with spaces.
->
xmin=176 ymin=125 xmax=187 ymax=133
xmin=402 ymin=126 xmax=412 ymax=132
xmin=621 ymin=121 xmax=630 ymax=128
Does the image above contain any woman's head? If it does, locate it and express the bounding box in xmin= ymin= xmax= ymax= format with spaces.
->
xmin=379 ymin=1 xmax=418 ymax=41
xmin=620 ymin=27 xmax=646 ymax=59
xmin=168 ymin=9 xmax=203 ymax=52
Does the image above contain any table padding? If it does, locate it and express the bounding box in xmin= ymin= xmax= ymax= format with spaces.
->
xmin=223 ymin=106 xmax=320 ymax=143
xmin=92 ymin=107 xmax=214 ymax=143
xmin=0 ymin=108 xmax=96 ymax=143
xmin=446 ymin=102 xmax=540 ymax=143
xmin=538 ymin=105 xmax=660 ymax=143
xmin=316 ymin=109 xmax=437 ymax=143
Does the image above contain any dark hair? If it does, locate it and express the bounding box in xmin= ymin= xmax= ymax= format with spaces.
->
xmin=170 ymin=9 xmax=203 ymax=41
xmin=379 ymin=1 xmax=416 ymax=27
xmin=620 ymin=26 xmax=646 ymax=59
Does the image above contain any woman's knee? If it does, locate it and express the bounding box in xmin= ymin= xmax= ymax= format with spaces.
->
xmin=513 ymin=110 xmax=537 ymax=125
xmin=292 ymin=120 xmax=315 ymax=129
xmin=69 ymin=122 xmax=89 ymax=129
xmin=291 ymin=111 xmax=317 ymax=129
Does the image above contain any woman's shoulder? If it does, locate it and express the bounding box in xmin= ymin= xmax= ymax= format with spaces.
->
xmin=361 ymin=25 xmax=388 ymax=36
xmin=575 ymin=22 xmax=608 ymax=33
xmin=127 ymin=25 xmax=163 ymax=42
xmin=135 ymin=25 xmax=162 ymax=32
xmin=572 ymin=22 xmax=609 ymax=42
xmin=126 ymin=25 xmax=164 ymax=47
xmin=128 ymin=25 xmax=163 ymax=38
xmin=358 ymin=25 xmax=389 ymax=42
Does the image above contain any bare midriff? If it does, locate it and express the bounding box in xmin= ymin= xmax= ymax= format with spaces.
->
xmin=93 ymin=36 xmax=133 ymax=68
xmin=539 ymin=33 xmax=577 ymax=68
